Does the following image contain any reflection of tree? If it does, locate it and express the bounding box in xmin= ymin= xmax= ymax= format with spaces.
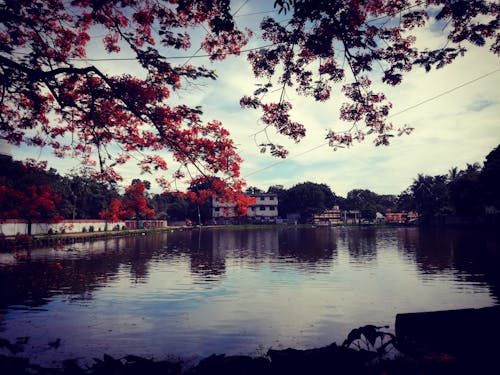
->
xmin=341 ymin=228 xmax=377 ymax=263
xmin=398 ymin=227 xmax=500 ymax=301
xmin=278 ymin=228 xmax=337 ymax=265
xmin=0 ymin=235 xmax=167 ymax=309
xmin=396 ymin=227 xmax=419 ymax=257
xmin=188 ymin=229 xmax=226 ymax=278
xmin=0 ymin=253 xmax=120 ymax=309
xmin=127 ymin=234 xmax=167 ymax=283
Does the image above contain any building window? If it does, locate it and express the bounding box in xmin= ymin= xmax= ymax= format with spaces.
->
xmin=259 ymin=196 xmax=265 ymax=201
xmin=259 ymin=206 xmax=265 ymax=211
xmin=269 ymin=196 xmax=275 ymax=200
xmin=270 ymin=206 xmax=276 ymax=210
xmin=214 ymin=208 xmax=220 ymax=212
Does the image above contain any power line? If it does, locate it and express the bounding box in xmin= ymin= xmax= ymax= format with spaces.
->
xmin=235 ymin=10 xmax=277 ymax=17
xmin=389 ymin=68 xmax=500 ymax=118
xmin=245 ymin=143 xmax=327 ymax=177
xmin=64 ymin=43 xmax=276 ymax=62
xmin=233 ymin=0 xmax=251 ymax=16
xmin=244 ymin=67 xmax=500 ymax=178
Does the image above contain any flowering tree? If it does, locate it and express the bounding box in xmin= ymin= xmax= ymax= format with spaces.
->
xmin=241 ymin=0 xmax=499 ymax=155
xmin=99 ymin=198 xmax=127 ymax=223
xmin=1 ymin=0 xmax=250 ymax=208
xmin=0 ymin=182 xmax=62 ymax=235
xmin=1 ymin=0 xmax=498 ymax=207
xmin=121 ymin=181 xmax=156 ymax=220
xmin=100 ymin=181 xmax=155 ymax=222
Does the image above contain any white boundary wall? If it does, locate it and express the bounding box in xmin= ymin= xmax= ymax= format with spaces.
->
xmin=0 ymin=219 xmax=126 ymax=236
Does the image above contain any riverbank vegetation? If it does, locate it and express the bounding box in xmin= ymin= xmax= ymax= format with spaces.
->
xmin=2 ymin=144 xmax=499 ymax=227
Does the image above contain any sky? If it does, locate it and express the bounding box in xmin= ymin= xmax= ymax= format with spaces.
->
xmin=2 ymin=0 xmax=500 ymax=197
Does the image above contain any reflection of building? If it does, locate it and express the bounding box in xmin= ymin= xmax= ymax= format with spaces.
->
xmin=313 ymin=206 xmax=342 ymax=226
xmin=212 ymin=193 xmax=278 ymax=224
xmin=385 ymin=211 xmax=418 ymax=224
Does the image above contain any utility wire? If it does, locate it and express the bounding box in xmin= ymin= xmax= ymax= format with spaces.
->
xmin=244 ymin=67 xmax=500 ymax=178
xmin=389 ymin=68 xmax=500 ymax=118
xmin=233 ymin=0 xmax=251 ymax=16
xmin=65 ymin=43 xmax=276 ymax=62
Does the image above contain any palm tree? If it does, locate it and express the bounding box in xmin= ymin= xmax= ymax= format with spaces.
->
xmin=447 ymin=167 xmax=460 ymax=182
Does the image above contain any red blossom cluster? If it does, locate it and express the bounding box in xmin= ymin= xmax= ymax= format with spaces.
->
xmin=100 ymin=181 xmax=155 ymax=222
xmin=174 ymin=176 xmax=255 ymax=216
xmin=242 ymin=0 xmax=499 ymax=152
xmin=0 ymin=184 xmax=62 ymax=222
xmin=1 ymin=0 xmax=249 ymax=208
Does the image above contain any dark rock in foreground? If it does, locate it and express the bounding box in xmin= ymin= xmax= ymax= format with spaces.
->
xmin=2 ymin=306 xmax=500 ymax=374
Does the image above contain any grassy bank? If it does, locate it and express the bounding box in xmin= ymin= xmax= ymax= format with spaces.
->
xmin=0 ymin=227 xmax=173 ymax=251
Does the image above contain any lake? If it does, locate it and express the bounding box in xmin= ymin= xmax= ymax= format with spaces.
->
xmin=0 ymin=226 xmax=499 ymax=365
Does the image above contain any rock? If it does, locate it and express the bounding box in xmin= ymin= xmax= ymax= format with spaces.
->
xmin=267 ymin=342 xmax=375 ymax=375
xmin=186 ymin=354 xmax=271 ymax=375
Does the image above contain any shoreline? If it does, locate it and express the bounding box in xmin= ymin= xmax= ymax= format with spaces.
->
xmin=2 ymin=222 xmax=495 ymax=251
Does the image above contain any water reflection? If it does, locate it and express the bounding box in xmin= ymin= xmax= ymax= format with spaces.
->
xmin=1 ymin=227 xmax=499 ymax=308
xmin=339 ymin=227 xmax=378 ymax=264
xmin=278 ymin=228 xmax=336 ymax=262
xmin=0 ymin=227 xmax=498 ymax=364
xmin=397 ymin=227 xmax=500 ymax=297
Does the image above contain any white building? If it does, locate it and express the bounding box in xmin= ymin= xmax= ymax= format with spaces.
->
xmin=212 ymin=193 xmax=279 ymax=224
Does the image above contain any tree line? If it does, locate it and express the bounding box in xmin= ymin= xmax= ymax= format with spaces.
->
xmin=2 ymin=144 xmax=498 ymax=226
xmin=259 ymin=144 xmax=499 ymax=224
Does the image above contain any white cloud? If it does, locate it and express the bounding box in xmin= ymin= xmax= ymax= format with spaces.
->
xmin=0 ymin=139 xmax=12 ymax=156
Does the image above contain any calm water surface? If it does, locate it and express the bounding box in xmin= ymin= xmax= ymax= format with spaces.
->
xmin=0 ymin=226 xmax=499 ymax=365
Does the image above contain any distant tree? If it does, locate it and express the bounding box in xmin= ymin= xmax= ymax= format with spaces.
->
xmin=346 ymin=189 xmax=379 ymax=219
xmin=396 ymin=188 xmax=416 ymax=212
xmin=481 ymin=144 xmax=500 ymax=208
xmin=376 ymin=194 xmax=398 ymax=213
xmin=447 ymin=166 xmax=460 ymax=182
xmin=411 ymin=174 xmax=452 ymax=223
xmin=150 ymin=192 xmax=190 ymax=222
xmin=448 ymin=165 xmax=483 ymax=216
xmin=99 ymin=198 xmax=127 ymax=223
xmin=68 ymin=171 xmax=119 ymax=219
xmin=168 ymin=199 xmax=191 ymax=222
xmin=267 ymin=185 xmax=285 ymax=194
xmin=121 ymin=181 xmax=156 ymax=220
xmin=179 ymin=176 xmax=255 ymax=218
xmin=280 ymin=182 xmax=336 ymax=222
xmin=245 ymin=186 xmax=263 ymax=195
xmin=100 ymin=181 xmax=155 ymax=222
